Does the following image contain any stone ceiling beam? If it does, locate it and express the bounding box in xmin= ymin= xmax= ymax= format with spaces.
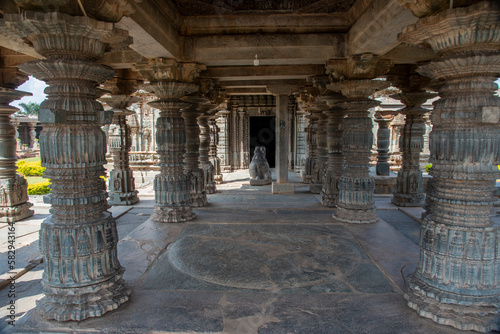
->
xmin=183 ymin=33 xmax=345 ymax=66
xmin=220 ymin=79 xmax=307 ymax=89
xmin=203 ymin=65 xmax=325 ymax=81
xmin=116 ymin=0 xmax=182 ymax=59
xmin=181 ymin=13 xmax=350 ymax=35
xmin=347 ymin=0 xmax=418 ymax=56
xmin=225 ymin=87 xmax=269 ymax=95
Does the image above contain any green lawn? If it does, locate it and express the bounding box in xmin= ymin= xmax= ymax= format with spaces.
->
xmin=19 ymin=156 xmax=40 ymax=163
xmin=25 ymin=176 xmax=45 ymax=184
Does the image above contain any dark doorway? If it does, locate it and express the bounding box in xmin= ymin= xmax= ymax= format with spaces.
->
xmin=249 ymin=116 xmax=276 ymax=168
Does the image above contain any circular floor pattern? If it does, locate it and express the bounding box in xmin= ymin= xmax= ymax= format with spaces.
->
xmin=167 ymin=226 xmax=365 ymax=290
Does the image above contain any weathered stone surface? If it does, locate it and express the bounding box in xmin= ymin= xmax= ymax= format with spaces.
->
xmin=182 ymin=97 xmax=208 ymax=207
xmin=374 ymin=116 xmax=392 ymax=176
xmin=4 ymin=10 xmax=132 ymax=321
xmin=135 ymin=59 xmax=204 ymax=222
xmin=319 ymin=94 xmax=345 ymax=207
xmin=399 ymin=1 xmax=500 ymax=331
xmin=100 ymin=76 xmax=141 ymax=206
xmin=390 ymin=78 xmax=435 ymax=207
xmin=198 ymin=112 xmax=217 ymax=193
xmin=329 ymin=79 xmax=390 ymax=224
xmin=0 ymin=88 xmax=33 ymax=223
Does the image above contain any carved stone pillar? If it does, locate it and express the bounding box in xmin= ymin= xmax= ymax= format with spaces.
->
xmin=320 ymin=98 xmax=345 ymax=207
xmin=309 ymin=106 xmax=328 ymax=194
xmin=217 ymin=108 xmax=231 ymax=172
xmin=326 ymin=53 xmax=392 ymax=223
xmin=399 ymin=2 xmax=500 ymax=331
xmin=231 ymin=105 xmax=240 ymax=170
xmin=198 ymin=111 xmax=216 ymax=193
xmin=0 ymin=48 xmax=33 ymax=223
xmin=28 ymin=122 xmax=37 ymax=149
xmin=181 ymin=97 xmax=208 ymax=207
xmin=0 ymin=89 xmax=34 ymax=222
xmin=374 ymin=116 xmax=392 ymax=176
xmin=135 ymin=59 xmax=204 ymax=222
xmin=330 ymin=80 xmax=390 ymax=223
xmin=294 ymin=108 xmax=307 ymax=173
xmin=390 ymin=74 xmax=436 ymax=207
xmin=99 ymin=72 xmax=141 ymax=206
xmin=303 ymin=112 xmax=317 ymax=184
xmin=4 ymin=10 xmax=132 ymax=321
xmin=209 ymin=115 xmax=223 ymax=184
xmin=239 ymin=109 xmax=249 ymax=169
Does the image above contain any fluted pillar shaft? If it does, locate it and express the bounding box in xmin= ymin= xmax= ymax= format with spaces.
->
xmin=294 ymin=110 xmax=307 ymax=173
xmin=303 ymin=113 xmax=317 ymax=184
xmin=217 ymin=110 xmax=231 ymax=172
xmin=399 ymin=2 xmax=500 ymax=331
xmin=0 ymin=89 xmax=33 ymax=222
xmin=135 ymin=59 xmax=203 ymax=222
xmin=182 ymin=103 xmax=207 ymax=207
xmin=198 ymin=113 xmax=216 ymax=193
xmin=330 ymin=80 xmax=389 ymax=223
xmin=209 ymin=116 xmax=223 ymax=183
xmin=375 ymin=117 xmax=392 ymax=176
xmin=105 ymin=104 xmax=139 ymax=206
xmin=309 ymin=110 xmax=328 ymax=193
xmin=392 ymin=91 xmax=433 ymax=207
xmin=4 ymin=11 xmax=132 ymax=321
xmin=321 ymin=108 xmax=344 ymax=207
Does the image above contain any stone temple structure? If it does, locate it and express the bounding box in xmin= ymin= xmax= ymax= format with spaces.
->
xmin=0 ymin=0 xmax=498 ymax=332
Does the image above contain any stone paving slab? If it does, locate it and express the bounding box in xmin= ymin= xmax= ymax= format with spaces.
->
xmin=15 ymin=290 xmax=468 ymax=334
xmin=138 ymin=223 xmax=394 ymax=294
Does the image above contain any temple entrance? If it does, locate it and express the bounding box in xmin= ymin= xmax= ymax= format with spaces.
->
xmin=249 ymin=116 xmax=276 ymax=168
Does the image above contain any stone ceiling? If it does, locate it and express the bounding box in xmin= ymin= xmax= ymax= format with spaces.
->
xmin=171 ymin=0 xmax=357 ymax=15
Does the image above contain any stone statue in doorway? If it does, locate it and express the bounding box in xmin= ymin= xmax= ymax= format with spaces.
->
xmin=249 ymin=146 xmax=272 ymax=186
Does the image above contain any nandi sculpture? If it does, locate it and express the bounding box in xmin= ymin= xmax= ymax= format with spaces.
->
xmin=249 ymin=146 xmax=272 ymax=186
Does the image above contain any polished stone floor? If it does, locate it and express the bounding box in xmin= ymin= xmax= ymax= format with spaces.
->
xmin=0 ymin=170 xmax=489 ymax=333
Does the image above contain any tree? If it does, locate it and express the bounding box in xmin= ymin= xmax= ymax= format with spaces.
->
xmin=17 ymin=102 xmax=40 ymax=115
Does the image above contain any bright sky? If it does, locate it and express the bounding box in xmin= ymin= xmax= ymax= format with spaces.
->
xmin=9 ymin=76 xmax=47 ymax=110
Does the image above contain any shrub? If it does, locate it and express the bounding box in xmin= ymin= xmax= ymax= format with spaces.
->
xmin=27 ymin=180 xmax=51 ymax=195
xmin=17 ymin=159 xmax=46 ymax=176
xmin=425 ymin=164 xmax=432 ymax=173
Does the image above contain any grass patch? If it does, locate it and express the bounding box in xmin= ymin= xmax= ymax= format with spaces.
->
xmin=19 ymin=156 xmax=40 ymax=163
xmin=26 ymin=176 xmax=45 ymax=184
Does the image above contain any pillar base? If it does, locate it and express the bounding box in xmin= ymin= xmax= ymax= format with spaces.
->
xmin=405 ymin=275 xmax=500 ymax=333
xmin=152 ymin=205 xmax=195 ymax=223
xmin=392 ymin=192 xmax=425 ymax=207
xmin=189 ymin=170 xmax=207 ymax=207
xmin=108 ymin=191 xmax=139 ymax=206
xmin=0 ymin=202 xmax=34 ymax=223
xmin=333 ymin=206 xmax=378 ymax=224
xmin=309 ymin=183 xmax=322 ymax=194
xmin=272 ymin=182 xmax=295 ymax=194
xmin=0 ymin=176 xmax=34 ymax=222
xmin=37 ymin=268 xmax=131 ymax=322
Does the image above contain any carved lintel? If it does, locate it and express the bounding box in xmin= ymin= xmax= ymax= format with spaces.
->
xmin=326 ymin=53 xmax=393 ymax=81
xmin=134 ymin=59 xmax=206 ymax=84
